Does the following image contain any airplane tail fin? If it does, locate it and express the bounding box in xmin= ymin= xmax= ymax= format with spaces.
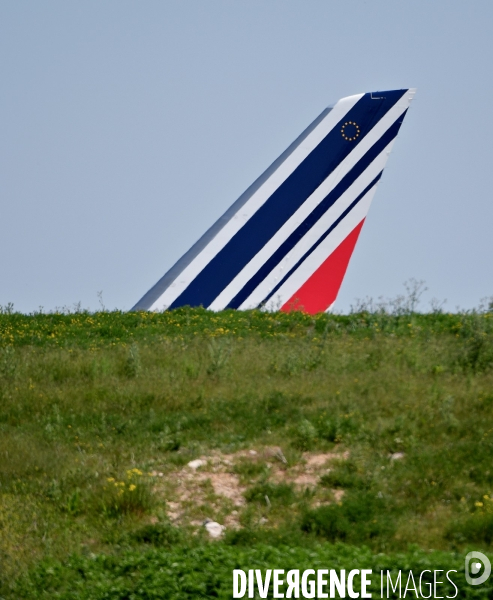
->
xmin=132 ymin=88 xmax=416 ymax=314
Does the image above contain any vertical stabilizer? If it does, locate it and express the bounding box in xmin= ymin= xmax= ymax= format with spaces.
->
xmin=133 ymin=89 xmax=416 ymax=314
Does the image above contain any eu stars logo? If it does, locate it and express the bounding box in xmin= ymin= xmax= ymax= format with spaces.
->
xmin=341 ymin=121 xmax=361 ymax=142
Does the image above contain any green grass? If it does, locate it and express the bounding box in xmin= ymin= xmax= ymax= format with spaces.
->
xmin=1 ymin=306 xmax=493 ymax=597
xmin=13 ymin=544 xmax=491 ymax=599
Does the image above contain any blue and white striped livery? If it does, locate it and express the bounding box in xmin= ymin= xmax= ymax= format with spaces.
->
xmin=133 ymin=89 xmax=416 ymax=314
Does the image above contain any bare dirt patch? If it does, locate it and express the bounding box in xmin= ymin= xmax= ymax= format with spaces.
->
xmin=158 ymin=446 xmax=348 ymax=527
xmin=292 ymin=473 xmax=318 ymax=487
xmin=199 ymin=472 xmax=245 ymax=506
xmin=303 ymin=451 xmax=348 ymax=469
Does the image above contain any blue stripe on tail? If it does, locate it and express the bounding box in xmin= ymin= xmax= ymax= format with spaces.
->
xmin=259 ymin=172 xmax=384 ymax=308
xmin=226 ymin=114 xmax=406 ymax=309
xmin=169 ymin=90 xmax=408 ymax=309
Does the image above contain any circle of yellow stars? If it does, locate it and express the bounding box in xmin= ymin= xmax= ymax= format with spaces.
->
xmin=341 ymin=121 xmax=361 ymax=142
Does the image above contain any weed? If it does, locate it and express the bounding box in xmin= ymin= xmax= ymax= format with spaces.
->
xmin=447 ymin=494 xmax=493 ymax=545
xmin=129 ymin=522 xmax=182 ymax=546
xmin=206 ymin=338 xmax=231 ymax=375
xmin=447 ymin=512 xmax=493 ymax=545
xmin=0 ymin=346 xmax=17 ymax=380
xmin=122 ymin=343 xmax=141 ymax=378
xmin=320 ymin=460 xmax=369 ymax=490
xmin=270 ymin=348 xmax=323 ymax=376
xmin=458 ymin=332 xmax=493 ymax=373
xmin=233 ymin=459 xmax=268 ymax=483
xmin=292 ymin=419 xmax=317 ymax=450
xmin=317 ymin=413 xmax=360 ymax=443
xmin=301 ymin=491 xmax=394 ymax=544
xmin=244 ymin=482 xmax=296 ymax=506
xmin=63 ymin=488 xmax=82 ymax=516
xmin=101 ymin=469 xmax=154 ymax=518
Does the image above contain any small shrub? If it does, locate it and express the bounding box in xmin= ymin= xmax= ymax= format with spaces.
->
xmin=457 ymin=334 xmax=493 ymax=373
xmin=447 ymin=496 xmax=493 ymax=544
xmin=447 ymin=513 xmax=493 ymax=545
xmin=155 ymin=426 xmax=182 ymax=452
xmin=301 ymin=491 xmax=394 ymax=543
xmin=456 ymin=313 xmax=493 ymax=373
xmin=320 ymin=460 xmax=369 ymax=490
xmin=317 ymin=413 xmax=360 ymax=443
xmin=292 ymin=419 xmax=317 ymax=450
xmin=158 ymin=437 xmax=181 ymax=452
xmin=317 ymin=418 xmax=339 ymax=442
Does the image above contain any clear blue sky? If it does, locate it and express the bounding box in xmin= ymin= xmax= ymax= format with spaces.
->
xmin=2 ymin=1 xmax=492 ymax=313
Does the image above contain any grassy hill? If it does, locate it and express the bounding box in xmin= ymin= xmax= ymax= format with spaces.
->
xmin=1 ymin=306 xmax=493 ymax=597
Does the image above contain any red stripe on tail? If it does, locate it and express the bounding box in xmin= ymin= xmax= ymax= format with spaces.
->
xmin=281 ymin=219 xmax=365 ymax=315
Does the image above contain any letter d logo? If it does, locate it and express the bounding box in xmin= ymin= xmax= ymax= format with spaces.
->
xmin=465 ymin=551 xmax=491 ymax=585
